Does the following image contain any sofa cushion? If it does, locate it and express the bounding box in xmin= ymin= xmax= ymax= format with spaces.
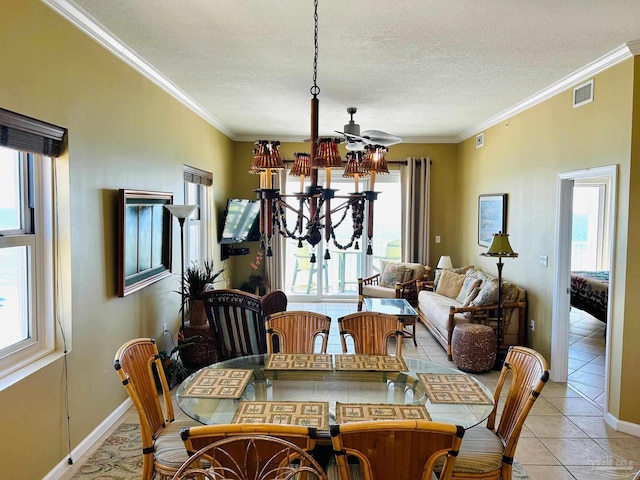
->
xmin=462 ymin=286 xmax=481 ymax=307
xmin=436 ymin=270 xmax=467 ymax=299
xmin=470 ymin=278 xmax=499 ymax=306
xmin=456 ymin=277 xmax=482 ymax=304
xmin=418 ymin=290 xmax=470 ymax=340
xmin=362 ymin=284 xmax=397 ymax=299
xmin=380 ymin=261 xmax=406 ymax=287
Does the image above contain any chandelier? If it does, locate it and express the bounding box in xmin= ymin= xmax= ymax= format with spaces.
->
xmin=252 ymin=0 xmax=391 ymax=262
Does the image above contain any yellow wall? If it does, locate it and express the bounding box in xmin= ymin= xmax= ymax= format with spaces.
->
xmin=456 ymin=59 xmax=638 ymax=423
xmin=2 ymin=2 xmax=639 ymax=478
xmin=0 ymin=1 xmax=232 ymax=478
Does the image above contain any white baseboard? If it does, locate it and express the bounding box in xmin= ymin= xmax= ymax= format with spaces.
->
xmin=43 ymin=398 xmax=133 ymax=480
xmin=605 ymin=412 xmax=640 ymax=437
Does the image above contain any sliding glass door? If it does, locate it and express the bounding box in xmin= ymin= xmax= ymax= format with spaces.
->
xmin=282 ymin=170 xmax=402 ymax=301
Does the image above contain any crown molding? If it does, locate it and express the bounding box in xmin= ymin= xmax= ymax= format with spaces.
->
xmin=456 ymin=41 xmax=639 ymax=143
xmin=41 ymin=0 xmax=234 ymax=139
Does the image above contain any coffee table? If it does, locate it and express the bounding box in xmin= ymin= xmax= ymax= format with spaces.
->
xmin=364 ymin=297 xmax=419 ymax=346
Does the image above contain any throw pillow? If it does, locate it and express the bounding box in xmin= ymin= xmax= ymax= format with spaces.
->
xmin=433 ymin=265 xmax=474 ymax=290
xmin=402 ymin=263 xmax=425 ymax=283
xmin=435 ymin=270 xmax=466 ymax=299
xmin=462 ymin=286 xmax=481 ymax=307
xmin=470 ymin=278 xmax=499 ymax=306
xmin=456 ymin=276 xmax=482 ymax=304
xmin=380 ymin=262 xmax=406 ymax=288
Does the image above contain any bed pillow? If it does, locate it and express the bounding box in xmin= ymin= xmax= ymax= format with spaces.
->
xmin=456 ymin=277 xmax=482 ymax=304
xmin=435 ymin=270 xmax=466 ymax=299
xmin=380 ymin=262 xmax=406 ymax=288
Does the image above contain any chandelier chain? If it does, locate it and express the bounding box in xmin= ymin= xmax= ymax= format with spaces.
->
xmin=310 ymin=0 xmax=320 ymax=97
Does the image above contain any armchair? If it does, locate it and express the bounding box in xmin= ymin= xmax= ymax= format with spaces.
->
xmin=358 ymin=261 xmax=430 ymax=311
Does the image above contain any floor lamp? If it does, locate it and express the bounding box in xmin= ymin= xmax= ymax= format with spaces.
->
xmin=481 ymin=231 xmax=518 ymax=368
xmin=165 ymin=204 xmax=198 ymax=332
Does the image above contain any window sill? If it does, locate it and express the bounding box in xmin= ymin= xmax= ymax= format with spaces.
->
xmin=0 ymin=350 xmax=66 ymax=392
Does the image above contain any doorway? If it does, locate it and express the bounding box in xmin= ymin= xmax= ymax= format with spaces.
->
xmin=552 ymin=166 xmax=616 ymax=409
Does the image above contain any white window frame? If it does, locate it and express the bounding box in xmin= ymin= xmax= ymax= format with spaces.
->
xmin=0 ymin=150 xmax=56 ymax=382
xmin=183 ymin=165 xmax=213 ymax=266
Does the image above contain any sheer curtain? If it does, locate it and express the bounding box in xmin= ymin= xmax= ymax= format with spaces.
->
xmin=264 ymin=169 xmax=286 ymax=290
xmin=401 ymin=157 xmax=430 ymax=265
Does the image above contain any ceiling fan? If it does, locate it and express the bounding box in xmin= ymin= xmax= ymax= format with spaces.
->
xmin=335 ymin=107 xmax=403 ymax=151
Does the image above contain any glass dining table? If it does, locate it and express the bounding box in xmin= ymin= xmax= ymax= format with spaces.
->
xmin=176 ymin=354 xmax=495 ymax=435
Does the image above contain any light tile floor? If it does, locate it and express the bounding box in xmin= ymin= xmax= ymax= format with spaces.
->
xmin=568 ymin=307 xmax=607 ymax=409
xmin=61 ymin=302 xmax=640 ymax=480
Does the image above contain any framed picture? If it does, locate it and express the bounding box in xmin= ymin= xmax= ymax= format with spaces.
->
xmin=117 ymin=189 xmax=173 ymax=297
xmin=478 ymin=193 xmax=507 ymax=247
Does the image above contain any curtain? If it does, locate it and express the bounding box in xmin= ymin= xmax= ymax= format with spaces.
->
xmin=264 ymin=169 xmax=286 ymax=290
xmin=400 ymin=157 xmax=430 ymax=265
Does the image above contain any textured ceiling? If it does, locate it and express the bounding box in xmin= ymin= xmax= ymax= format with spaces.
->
xmin=52 ymin=1 xmax=640 ymax=142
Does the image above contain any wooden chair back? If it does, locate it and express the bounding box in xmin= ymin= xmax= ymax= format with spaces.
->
xmin=490 ymin=346 xmax=549 ymax=464
xmin=114 ymin=338 xmax=175 ymax=480
xmin=202 ymin=289 xmax=267 ymax=360
xmin=177 ymin=425 xmax=326 ymax=479
xmin=260 ymin=289 xmax=288 ymax=317
xmin=330 ymin=420 xmax=464 ymax=480
xmin=264 ymin=310 xmax=331 ymax=354
xmin=338 ymin=312 xmax=403 ymax=355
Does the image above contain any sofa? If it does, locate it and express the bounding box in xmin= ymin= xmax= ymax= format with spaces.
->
xmin=358 ymin=261 xmax=430 ymax=311
xmin=417 ymin=266 xmax=527 ymax=360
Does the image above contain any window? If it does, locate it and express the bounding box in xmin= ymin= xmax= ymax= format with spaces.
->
xmin=0 ymin=108 xmax=66 ymax=383
xmin=0 ymin=147 xmax=54 ymax=376
xmin=571 ymin=182 xmax=609 ymax=271
xmin=183 ymin=165 xmax=213 ymax=266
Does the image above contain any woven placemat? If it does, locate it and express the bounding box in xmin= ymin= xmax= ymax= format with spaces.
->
xmin=179 ymin=368 xmax=253 ymax=399
xmin=336 ymin=402 xmax=431 ymax=423
xmin=232 ymin=401 xmax=329 ymax=430
xmin=264 ymin=353 xmax=333 ymax=370
xmin=334 ymin=354 xmax=407 ymax=372
xmin=418 ymin=373 xmax=493 ymax=404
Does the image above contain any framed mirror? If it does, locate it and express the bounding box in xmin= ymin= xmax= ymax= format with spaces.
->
xmin=117 ymin=189 xmax=173 ymax=297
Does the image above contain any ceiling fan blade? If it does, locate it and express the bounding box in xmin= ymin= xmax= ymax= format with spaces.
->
xmin=360 ymin=130 xmax=403 ymax=146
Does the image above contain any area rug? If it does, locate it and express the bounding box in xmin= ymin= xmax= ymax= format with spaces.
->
xmin=72 ymin=422 xmax=531 ymax=480
xmin=70 ymin=423 xmax=142 ymax=480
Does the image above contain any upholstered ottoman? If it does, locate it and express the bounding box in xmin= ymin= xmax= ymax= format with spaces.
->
xmin=451 ymin=323 xmax=496 ymax=373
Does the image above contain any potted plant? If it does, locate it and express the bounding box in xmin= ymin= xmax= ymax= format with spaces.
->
xmin=179 ymin=260 xmax=224 ymax=326
xmin=157 ymin=333 xmax=199 ymax=389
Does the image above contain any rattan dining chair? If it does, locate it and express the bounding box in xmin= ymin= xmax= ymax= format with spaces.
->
xmin=113 ymin=338 xmax=198 ymax=480
xmin=202 ymin=289 xmax=268 ymax=360
xmin=177 ymin=425 xmax=326 ymax=480
xmin=443 ymin=346 xmax=549 ymax=480
xmin=329 ymin=420 xmax=464 ymax=480
xmin=264 ymin=310 xmax=332 ymax=354
xmin=337 ymin=311 xmax=404 ymax=355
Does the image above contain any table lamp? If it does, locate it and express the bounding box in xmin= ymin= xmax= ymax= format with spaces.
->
xmin=437 ymin=255 xmax=453 ymax=270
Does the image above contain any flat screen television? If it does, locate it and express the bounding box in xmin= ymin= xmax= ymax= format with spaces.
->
xmin=219 ymin=198 xmax=261 ymax=244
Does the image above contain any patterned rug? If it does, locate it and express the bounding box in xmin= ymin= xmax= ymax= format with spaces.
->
xmin=70 ymin=423 xmax=142 ymax=480
xmin=72 ymin=422 xmax=531 ymax=479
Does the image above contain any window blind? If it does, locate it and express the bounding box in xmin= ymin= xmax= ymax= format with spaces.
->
xmin=183 ymin=164 xmax=213 ymax=186
xmin=0 ymin=108 xmax=66 ymax=157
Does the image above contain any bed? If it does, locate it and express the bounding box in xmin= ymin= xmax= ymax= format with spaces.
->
xmin=570 ymin=271 xmax=609 ymax=323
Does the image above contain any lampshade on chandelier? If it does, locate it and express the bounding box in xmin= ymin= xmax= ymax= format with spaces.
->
xmin=252 ymin=0 xmax=389 ymax=261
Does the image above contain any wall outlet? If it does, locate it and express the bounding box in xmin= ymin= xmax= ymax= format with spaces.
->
xmin=539 ymin=255 xmax=548 ymax=267
xmin=529 ymin=319 xmax=535 ymax=332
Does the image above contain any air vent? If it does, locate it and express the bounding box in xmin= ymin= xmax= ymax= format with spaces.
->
xmin=573 ymin=79 xmax=594 ymax=108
